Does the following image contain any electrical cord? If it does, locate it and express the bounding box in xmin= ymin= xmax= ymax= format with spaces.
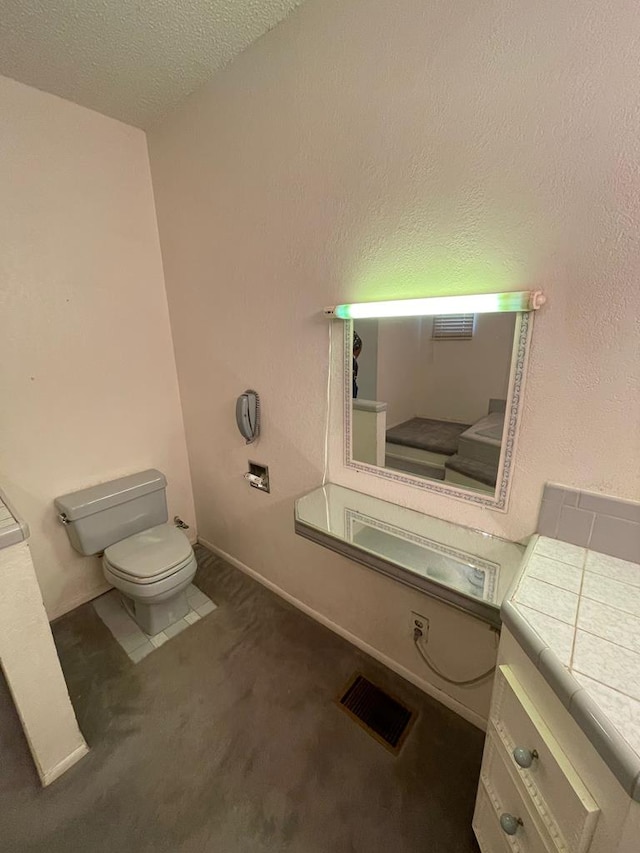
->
xmin=322 ymin=320 xmax=333 ymax=487
xmin=413 ymin=626 xmax=496 ymax=687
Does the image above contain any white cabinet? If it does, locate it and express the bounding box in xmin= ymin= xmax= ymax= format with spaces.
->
xmin=476 ymin=736 xmax=560 ymax=853
xmin=474 ymin=628 xmax=635 ymax=853
xmin=489 ymin=666 xmax=599 ymax=851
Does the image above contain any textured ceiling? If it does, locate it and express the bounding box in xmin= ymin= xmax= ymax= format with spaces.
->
xmin=0 ymin=0 xmax=305 ymax=128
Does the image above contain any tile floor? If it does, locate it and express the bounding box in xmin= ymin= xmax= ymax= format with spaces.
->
xmin=93 ymin=584 xmax=217 ymax=662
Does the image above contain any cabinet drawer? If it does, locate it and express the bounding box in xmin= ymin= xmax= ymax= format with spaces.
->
xmin=474 ymin=743 xmax=554 ymax=853
xmin=491 ymin=666 xmax=599 ymax=853
xmin=473 ymin=785 xmax=512 ymax=853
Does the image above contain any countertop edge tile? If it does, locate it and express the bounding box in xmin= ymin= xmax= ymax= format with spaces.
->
xmin=0 ymin=525 xmax=29 ymax=549
xmin=501 ymin=599 xmax=547 ymax=666
xmin=0 ymin=488 xmax=30 ymax=549
xmin=569 ymin=688 xmax=640 ymax=798
xmin=538 ymin=647 xmax=581 ymax=709
xmin=507 ymin=535 xmax=640 ymax=802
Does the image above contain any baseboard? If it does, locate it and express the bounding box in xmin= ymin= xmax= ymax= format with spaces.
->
xmin=40 ymin=741 xmax=89 ymax=786
xmin=198 ymin=537 xmax=487 ymax=732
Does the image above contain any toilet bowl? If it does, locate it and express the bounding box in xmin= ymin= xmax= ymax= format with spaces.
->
xmin=103 ymin=523 xmax=197 ymax=635
xmin=55 ymin=469 xmax=198 ymax=637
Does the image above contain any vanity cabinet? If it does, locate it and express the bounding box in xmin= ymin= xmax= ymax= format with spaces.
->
xmin=473 ymin=628 xmax=639 ymax=853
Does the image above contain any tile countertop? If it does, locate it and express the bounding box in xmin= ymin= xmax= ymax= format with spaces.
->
xmin=0 ymin=487 xmax=30 ymax=550
xmin=502 ymin=535 xmax=640 ymax=801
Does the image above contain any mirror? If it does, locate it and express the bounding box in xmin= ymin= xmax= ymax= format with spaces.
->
xmin=344 ymin=310 xmax=531 ymax=508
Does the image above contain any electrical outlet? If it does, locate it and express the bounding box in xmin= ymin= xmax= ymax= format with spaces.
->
xmin=410 ymin=612 xmax=429 ymax=637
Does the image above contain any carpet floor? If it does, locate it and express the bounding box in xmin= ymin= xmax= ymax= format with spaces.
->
xmin=0 ymin=545 xmax=483 ymax=852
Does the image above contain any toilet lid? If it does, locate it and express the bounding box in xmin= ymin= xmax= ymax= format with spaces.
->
xmin=104 ymin=524 xmax=193 ymax=580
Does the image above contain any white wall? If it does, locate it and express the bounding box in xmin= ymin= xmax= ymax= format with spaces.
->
xmin=0 ymin=76 xmax=196 ymax=619
xmin=417 ymin=313 xmax=514 ymax=424
xmin=148 ymin=0 xmax=640 ymax=723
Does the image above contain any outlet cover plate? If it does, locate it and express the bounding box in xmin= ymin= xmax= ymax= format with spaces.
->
xmin=410 ymin=611 xmax=429 ymax=637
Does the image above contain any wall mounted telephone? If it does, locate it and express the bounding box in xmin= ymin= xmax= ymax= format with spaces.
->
xmin=236 ymin=390 xmax=260 ymax=444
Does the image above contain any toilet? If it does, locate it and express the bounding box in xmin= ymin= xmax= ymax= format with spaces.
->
xmin=55 ymin=469 xmax=197 ymax=636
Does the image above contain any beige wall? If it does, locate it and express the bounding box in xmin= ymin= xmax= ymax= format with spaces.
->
xmin=370 ymin=313 xmax=515 ymax=427
xmin=148 ymin=0 xmax=640 ymax=723
xmin=417 ymin=313 xmax=515 ymax=424
xmin=0 ymin=76 xmax=196 ymax=619
xmin=0 ymin=540 xmax=87 ymax=784
xmin=375 ymin=318 xmax=422 ymax=428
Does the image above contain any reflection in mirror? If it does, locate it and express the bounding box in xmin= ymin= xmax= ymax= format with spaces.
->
xmin=347 ymin=511 xmax=499 ymax=603
xmin=349 ymin=312 xmax=518 ymax=498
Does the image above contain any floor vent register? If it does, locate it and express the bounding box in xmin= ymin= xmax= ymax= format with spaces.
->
xmin=338 ymin=674 xmax=417 ymax=753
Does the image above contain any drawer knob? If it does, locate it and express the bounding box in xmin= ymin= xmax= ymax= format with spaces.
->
xmin=513 ymin=746 xmax=539 ymax=768
xmin=500 ymin=813 xmax=523 ymax=836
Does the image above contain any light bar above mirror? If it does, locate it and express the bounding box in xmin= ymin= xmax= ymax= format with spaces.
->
xmin=324 ymin=290 xmax=546 ymax=319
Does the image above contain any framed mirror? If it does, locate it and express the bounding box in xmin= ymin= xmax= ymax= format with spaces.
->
xmin=342 ymin=308 xmax=533 ymax=509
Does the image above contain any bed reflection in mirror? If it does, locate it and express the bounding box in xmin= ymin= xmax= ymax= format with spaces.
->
xmin=350 ymin=312 xmax=517 ymax=496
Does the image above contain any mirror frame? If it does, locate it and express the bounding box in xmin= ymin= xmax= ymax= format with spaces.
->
xmin=342 ymin=311 xmax=533 ymax=510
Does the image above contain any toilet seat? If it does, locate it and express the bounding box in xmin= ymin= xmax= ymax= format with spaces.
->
xmin=103 ymin=523 xmax=193 ymax=585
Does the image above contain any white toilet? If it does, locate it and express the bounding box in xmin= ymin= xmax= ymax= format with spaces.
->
xmin=55 ymin=469 xmax=197 ymax=636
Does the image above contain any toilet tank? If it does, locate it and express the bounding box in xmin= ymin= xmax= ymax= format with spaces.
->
xmin=55 ymin=470 xmax=168 ymax=555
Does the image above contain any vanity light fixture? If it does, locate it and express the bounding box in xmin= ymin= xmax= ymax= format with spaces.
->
xmin=323 ymin=290 xmax=546 ymax=319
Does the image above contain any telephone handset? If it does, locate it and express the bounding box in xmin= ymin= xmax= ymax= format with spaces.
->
xmin=236 ymin=390 xmax=260 ymax=444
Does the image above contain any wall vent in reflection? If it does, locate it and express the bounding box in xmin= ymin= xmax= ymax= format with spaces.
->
xmin=431 ymin=313 xmax=475 ymax=340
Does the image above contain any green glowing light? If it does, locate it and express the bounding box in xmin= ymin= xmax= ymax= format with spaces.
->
xmin=331 ymin=291 xmax=539 ymax=319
